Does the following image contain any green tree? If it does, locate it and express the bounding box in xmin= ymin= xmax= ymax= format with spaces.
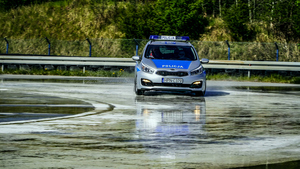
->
xmin=271 ymin=0 xmax=300 ymax=42
xmin=222 ymin=2 xmax=255 ymax=41
xmin=153 ymin=0 xmax=208 ymax=39
xmin=118 ymin=2 xmax=154 ymax=39
xmin=118 ymin=0 xmax=208 ymax=40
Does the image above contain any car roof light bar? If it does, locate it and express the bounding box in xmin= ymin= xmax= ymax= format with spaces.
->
xmin=149 ymin=35 xmax=190 ymax=41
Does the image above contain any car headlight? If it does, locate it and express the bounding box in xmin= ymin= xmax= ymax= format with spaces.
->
xmin=190 ymin=66 xmax=204 ymax=75
xmin=141 ymin=64 xmax=154 ymax=74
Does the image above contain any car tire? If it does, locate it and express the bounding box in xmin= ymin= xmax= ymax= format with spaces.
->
xmin=193 ymin=91 xmax=205 ymax=96
xmin=134 ymin=77 xmax=144 ymax=95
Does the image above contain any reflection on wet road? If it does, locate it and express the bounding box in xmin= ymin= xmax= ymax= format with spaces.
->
xmin=135 ymin=97 xmax=206 ymax=159
xmin=133 ymin=89 xmax=300 ymax=164
xmin=0 ymin=77 xmax=300 ymax=168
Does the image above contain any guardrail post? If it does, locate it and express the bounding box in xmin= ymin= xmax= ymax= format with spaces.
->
xmin=45 ymin=37 xmax=51 ymax=55
xmin=134 ymin=39 xmax=139 ymax=56
xmin=275 ymin=42 xmax=279 ymax=61
xmin=4 ymin=37 xmax=9 ymax=54
xmin=226 ymin=40 xmax=230 ymax=60
xmin=86 ymin=38 xmax=92 ymax=57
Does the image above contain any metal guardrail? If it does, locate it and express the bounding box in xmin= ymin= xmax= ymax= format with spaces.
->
xmin=205 ymin=60 xmax=300 ymax=71
xmin=0 ymin=55 xmax=134 ymax=67
xmin=1 ymin=55 xmax=300 ymax=73
xmin=2 ymin=38 xmax=299 ymax=62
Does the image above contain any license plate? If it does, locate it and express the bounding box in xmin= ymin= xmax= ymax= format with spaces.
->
xmin=162 ymin=78 xmax=183 ymax=83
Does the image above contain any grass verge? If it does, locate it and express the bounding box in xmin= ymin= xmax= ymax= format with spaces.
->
xmin=207 ymin=73 xmax=300 ymax=84
xmin=1 ymin=69 xmax=300 ymax=84
xmin=0 ymin=69 xmax=134 ymax=77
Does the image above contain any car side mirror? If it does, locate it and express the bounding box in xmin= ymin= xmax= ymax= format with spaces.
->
xmin=132 ymin=56 xmax=141 ymax=61
xmin=200 ymin=58 xmax=209 ymax=64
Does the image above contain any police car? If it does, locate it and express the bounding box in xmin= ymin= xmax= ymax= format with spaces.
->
xmin=132 ymin=35 xmax=209 ymax=96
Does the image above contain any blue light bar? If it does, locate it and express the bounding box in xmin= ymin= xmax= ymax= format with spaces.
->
xmin=149 ymin=35 xmax=190 ymax=41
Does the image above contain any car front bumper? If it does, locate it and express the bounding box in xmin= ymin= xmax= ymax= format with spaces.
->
xmin=136 ymin=70 xmax=206 ymax=92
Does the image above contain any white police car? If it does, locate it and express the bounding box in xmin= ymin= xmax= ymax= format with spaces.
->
xmin=132 ymin=35 xmax=209 ymax=96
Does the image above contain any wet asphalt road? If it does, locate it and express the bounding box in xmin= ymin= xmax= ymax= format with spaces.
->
xmin=0 ymin=75 xmax=300 ymax=169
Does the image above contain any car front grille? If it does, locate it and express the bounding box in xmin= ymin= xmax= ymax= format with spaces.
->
xmin=156 ymin=71 xmax=188 ymax=77
xmin=152 ymin=83 xmax=191 ymax=87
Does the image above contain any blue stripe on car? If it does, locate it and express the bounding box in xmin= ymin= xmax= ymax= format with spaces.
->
xmin=152 ymin=60 xmax=191 ymax=69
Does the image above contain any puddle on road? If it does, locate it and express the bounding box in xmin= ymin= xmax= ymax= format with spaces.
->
xmin=0 ymin=91 xmax=94 ymax=123
xmin=231 ymin=160 xmax=300 ymax=169
xmin=1 ymin=80 xmax=300 ymax=168
xmin=131 ymin=96 xmax=208 ymax=158
xmin=130 ymin=93 xmax=300 ymax=164
xmin=235 ymin=86 xmax=300 ymax=93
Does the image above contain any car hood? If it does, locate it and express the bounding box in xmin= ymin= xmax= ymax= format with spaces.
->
xmin=143 ymin=59 xmax=200 ymax=70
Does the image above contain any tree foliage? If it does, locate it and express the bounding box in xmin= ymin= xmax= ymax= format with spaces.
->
xmin=270 ymin=0 xmax=300 ymax=42
xmin=118 ymin=0 xmax=209 ymax=40
xmin=222 ymin=2 xmax=255 ymax=41
xmin=0 ymin=0 xmax=299 ymax=42
xmin=200 ymin=0 xmax=300 ymax=42
xmin=0 ymin=0 xmax=61 ymax=11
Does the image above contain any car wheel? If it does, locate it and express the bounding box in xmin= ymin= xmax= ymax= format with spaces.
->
xmin=134 ymin=77 xmax=144 ymax=95
xmin=193 ymin=91 xmax=205 ymax=96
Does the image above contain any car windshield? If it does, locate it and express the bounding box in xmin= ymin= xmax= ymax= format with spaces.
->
xmin=145 ymin=45 xmax=197 ymax=60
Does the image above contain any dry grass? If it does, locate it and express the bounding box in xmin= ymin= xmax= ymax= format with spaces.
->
xmin=0 ymin=0 xmax=125 ymax=40
xmin=200 ymin=18 xmax=233 ymax=42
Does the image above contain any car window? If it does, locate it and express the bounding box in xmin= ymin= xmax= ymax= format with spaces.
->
xmin=145 ymin=45 xmax=197 ymax=60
